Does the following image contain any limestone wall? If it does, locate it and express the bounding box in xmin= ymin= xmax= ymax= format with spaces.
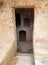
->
xmin=0 ymin=1 xmax=17 ymax=65
xmin=0 ymin=0 xmax=48 ymax=65
xmin=34 ymin=2 xmax=48 ymax=65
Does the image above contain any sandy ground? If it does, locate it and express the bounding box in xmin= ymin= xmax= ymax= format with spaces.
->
xmin=10 ymin=53 xmax=35 ymax=65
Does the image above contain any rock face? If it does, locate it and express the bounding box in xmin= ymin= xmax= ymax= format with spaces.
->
xmin=0 ymin=0 xmax=48 ymax=65
xmin=0 ymin=0 xmax=3 ymax=5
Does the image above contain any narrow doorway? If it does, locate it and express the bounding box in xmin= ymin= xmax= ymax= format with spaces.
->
xmin=15 ymin=8 xmax=34 ymax=53
xmin=19 ymin=30 xmax=26 ymax=41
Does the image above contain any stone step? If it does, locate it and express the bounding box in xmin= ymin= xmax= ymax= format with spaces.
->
xmin=10 ymin=57 xmax=18 ymax=65
xmin=10 ymin=53 xmax=34 ymax=65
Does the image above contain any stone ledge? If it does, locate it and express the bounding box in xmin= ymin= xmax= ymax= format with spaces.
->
xmin=0 ymin=42 xmax=16 ymax=65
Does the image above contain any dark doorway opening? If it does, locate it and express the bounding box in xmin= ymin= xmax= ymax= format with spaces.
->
xmin=15 ymin=8 xmax=34 ymax=53
xmin=24 ymin=18 xmax=30 ymax=26
xmin=19 ymin=30 xmax=26 ymax=41
xmin=15 ymin=13 xmax=21 ymax=27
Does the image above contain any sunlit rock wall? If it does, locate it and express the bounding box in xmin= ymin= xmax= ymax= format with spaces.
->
xmin=34 ymin=1 xmax=48 ymax=65
xmin=0 ymin=1 xmax=17 ymax=65
xmin=0 ymin=0 xmax=48 ymax=65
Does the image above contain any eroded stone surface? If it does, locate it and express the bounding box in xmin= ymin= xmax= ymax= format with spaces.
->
xmin=10 ymin=54 xmax=34 ymax=65
xmin=0 ymin=0 xmax=48 ymax=65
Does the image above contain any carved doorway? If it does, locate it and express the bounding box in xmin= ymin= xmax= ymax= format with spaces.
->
xmin=15 ymin=8 xmax=34 ymax=53
xmin=19 ymin=30 xmax=26 ymax=41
